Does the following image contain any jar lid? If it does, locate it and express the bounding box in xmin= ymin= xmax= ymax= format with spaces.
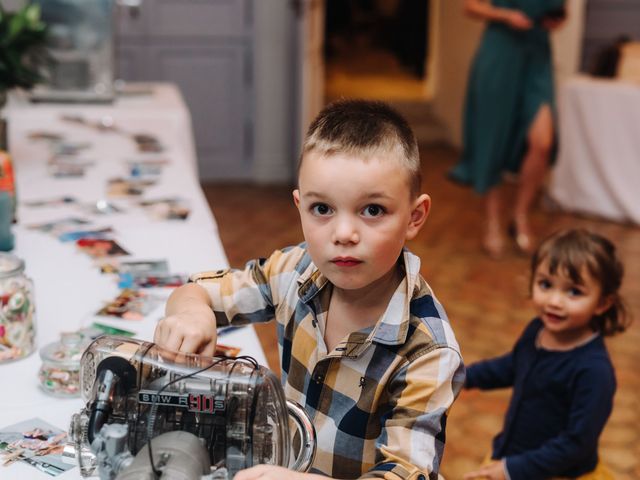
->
xmin=39 ymin=332 xmax=90 ymax=369
xmin=0 ymin=253 xmax=25 ymax=278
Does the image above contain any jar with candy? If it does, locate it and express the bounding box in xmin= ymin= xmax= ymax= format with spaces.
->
xmin=39 ymin=332 xmax=90 ymax=397
xmin=0 ymin=253 xmax=36 ymax=362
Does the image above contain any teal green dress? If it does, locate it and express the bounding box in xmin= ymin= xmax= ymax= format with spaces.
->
xmin=449 ymin=0 xmax=564 ymax=194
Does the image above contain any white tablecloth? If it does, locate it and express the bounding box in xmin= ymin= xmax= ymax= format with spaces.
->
xmin=548 ymin=76 xmax=640 ymax=225
xmin=0 ymin=84 xmax=266 ymax=479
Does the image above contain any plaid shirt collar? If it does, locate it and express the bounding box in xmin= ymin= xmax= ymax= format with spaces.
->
xmin=295 ymin=248 xmax=421 ymax=347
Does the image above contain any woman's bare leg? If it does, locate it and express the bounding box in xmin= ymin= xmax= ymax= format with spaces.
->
xmin=483 ymin=186 xmax=504 ymax=258
xmin=512 ymin=104 xmax=554 ymax=252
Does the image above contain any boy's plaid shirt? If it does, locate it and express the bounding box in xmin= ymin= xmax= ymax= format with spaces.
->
xmin=192 ymin=244 xmax=465 ymax=480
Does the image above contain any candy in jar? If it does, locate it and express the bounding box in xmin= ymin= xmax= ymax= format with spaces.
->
xmin=0 ymin=253 xmax=36 ymax=362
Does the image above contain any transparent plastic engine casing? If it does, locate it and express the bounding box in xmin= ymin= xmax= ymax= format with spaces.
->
xmin=69 ymin=336 xmax=314 ymax=477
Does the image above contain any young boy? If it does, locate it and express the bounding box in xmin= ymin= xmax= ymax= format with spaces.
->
xmin=154 ymin=100 xmax=464 ymax=480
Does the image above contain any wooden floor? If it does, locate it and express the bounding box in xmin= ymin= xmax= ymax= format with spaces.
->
xmin=202 ymin=143 xmax=640 ymax=479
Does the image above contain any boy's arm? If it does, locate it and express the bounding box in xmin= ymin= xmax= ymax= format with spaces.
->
xmin=373 ymin=346 xmax=465 ymax=480
xmin=155 ymin=247 xmax=299 ymax=355
xmin=502 ymin=363 xmax=615 ymax=480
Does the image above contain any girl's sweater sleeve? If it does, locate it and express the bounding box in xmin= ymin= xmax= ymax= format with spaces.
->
xmin=464 ymin=351 xmax=515 ymax=390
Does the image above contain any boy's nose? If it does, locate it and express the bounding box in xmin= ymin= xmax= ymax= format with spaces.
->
xmin=332 ymin=217 xmax=359 ymax=244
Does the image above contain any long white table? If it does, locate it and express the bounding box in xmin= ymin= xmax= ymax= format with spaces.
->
xmin=548 ymin=76 xmax=640 ymax=225
xmin=0 ymin=83 xmax=266 ymax=479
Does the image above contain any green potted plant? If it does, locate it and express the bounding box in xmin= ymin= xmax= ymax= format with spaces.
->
xmin=0 ymin=3 xmax=48 ymax=109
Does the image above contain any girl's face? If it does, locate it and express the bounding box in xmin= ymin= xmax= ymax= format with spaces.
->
xmin=532 ymin=259 xmax=612 ymax=343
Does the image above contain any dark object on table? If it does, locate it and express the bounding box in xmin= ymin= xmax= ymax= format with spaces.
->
xmin=591 ymin=35 xmax=631 ymax=78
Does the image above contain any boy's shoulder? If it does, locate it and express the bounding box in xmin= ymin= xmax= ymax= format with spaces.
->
xmin=399 ymin=249 xmax=461 ymax=355
xmin=407 ymin=274 xmax=461 ymax=355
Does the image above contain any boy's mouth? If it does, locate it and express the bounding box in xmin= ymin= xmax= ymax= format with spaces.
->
xmin=331 ymin=257 xmax=362 ymax=267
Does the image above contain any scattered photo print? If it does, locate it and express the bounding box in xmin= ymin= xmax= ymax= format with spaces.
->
xmin=80 ymin=322 xmax=136 ymax=339
xmin=215 ymin=343 xmax=241 ymax=358
xmin=127 ymin=158 xmax=169 ymax=177
xmin=22 ymin=196 xmax=77 ymax=208
xmin=139 ymin=198 xmax=190 ymax=220
xmin=76 ymin=238 xmax=130 ymax=258
xmin=58 ymin=227 xmax=113 ymax=243
xmin=118 ymin=259 xmax=169 ymax=276
xmin=27 ymin=217 xmax=91 ymax=236
xmin=0 ymin=418 xmax=73 ymax=476
xmin=96 ymin=289 xmax=163 ymax=321
xmin=107 ymin=177 xmax=156 ymax=197
xmin=119 ymin=273 xmax=187 ymax=289
xmin=27 ymin=131 xmax=64 ymax=142
xmin=81 ymin=199 xmax=125 ymax=215
xmin=48 ymin=163 xmax=86 ymax=178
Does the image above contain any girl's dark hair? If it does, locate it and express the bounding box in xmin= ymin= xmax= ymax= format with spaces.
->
xmin=530 ymin=229 xmax=630 ymax=336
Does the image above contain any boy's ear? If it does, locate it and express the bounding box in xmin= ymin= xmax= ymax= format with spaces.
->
xmin=292 ymin=189 xmax=300 ymax=208
xmin=406 ymin=193 xmax=431 ymax=240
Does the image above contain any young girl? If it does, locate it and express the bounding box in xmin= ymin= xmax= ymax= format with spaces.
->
xmin=464 ymin=228 xmax=630 ymax=480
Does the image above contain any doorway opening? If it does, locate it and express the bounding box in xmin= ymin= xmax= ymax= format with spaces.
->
xmin=324 ymin=0 xmax=432 ymax=102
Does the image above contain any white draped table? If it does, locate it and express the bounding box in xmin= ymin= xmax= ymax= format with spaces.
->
xmin=548 ymin=76 xmax=640 ymax=225
xmin=0 ymin=83 xmax=266 ymax=479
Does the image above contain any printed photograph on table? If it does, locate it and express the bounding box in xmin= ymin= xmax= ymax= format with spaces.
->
xmin=0 ymin=418 xmax=73 ymax=477
xmin=58 ymin=226 xmax=113 ymax=243
xmin=76 ymin=238 xmax=129 ymax=258
xmin=120 ymin=273 xmax=187 ymax=289
xmin=215 ymin=343 xmax=241 ymax=358
xmin=22 ymin=196 xmax=77 ymax=208
xmin=27 ymin=217 xmax=90 ymax=236
xmin=127 ymin=157 xmax=169 ymax=177
xmin=107 ymin=177 xmax=156 ymax=197
xmin=96 ymin=289 xmax=163 ymax=320
xmin=81 ymin=199 xmax=125 ymax=215
xmin=81 ymin=322 xmax=136 ymax=338
xmin=27 ymin=131 xmax=64 ymax=142
xmin=139 ymin=197 xmax=190 ymax=220
xmin=99 ymin=259 xmax=168 ymax=275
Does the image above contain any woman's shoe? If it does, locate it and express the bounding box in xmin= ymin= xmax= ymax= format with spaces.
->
xmin=482 ymin=223 xmax=505 ymax=259
xmin=508 ymin=218 xmax=535 ymax=255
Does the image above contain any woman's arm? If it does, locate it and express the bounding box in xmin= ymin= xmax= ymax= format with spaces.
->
xmin=463 ymin=0 xmax=533 ymax=30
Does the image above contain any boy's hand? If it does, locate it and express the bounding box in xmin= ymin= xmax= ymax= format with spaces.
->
xmin=154 ymin=308 xmax=217 ymax=357
xmin=463 ymin=459 xmax=507 ymax=480
xmin=154 ymin=283 xmax=218 ymax=357
xmin=233 ymin=465 xmax=326 ymax=480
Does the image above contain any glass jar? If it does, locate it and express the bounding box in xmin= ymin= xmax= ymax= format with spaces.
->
xmin=39 ymin=332 xmax=90 ymax=397
xmin=0 ymin=253 xmax=36 ymax=362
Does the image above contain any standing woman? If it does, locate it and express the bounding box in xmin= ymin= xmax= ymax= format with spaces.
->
xmin=449 ymin=0 xmax=566 ymax=258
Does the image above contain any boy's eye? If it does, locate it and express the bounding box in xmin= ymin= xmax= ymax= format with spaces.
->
xmin=361 ymin=204 xmax=385 ymax=218
xmin=310 ymin=203 xmax=332 ymax=216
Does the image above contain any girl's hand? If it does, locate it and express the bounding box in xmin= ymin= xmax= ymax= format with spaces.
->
xmin=233 ymin=465 xmax=325 ymax=480
xmin=505 ymin=10 xmax=533 ymax=30
xmin=463 ymin=459 xmax=507 ymax=480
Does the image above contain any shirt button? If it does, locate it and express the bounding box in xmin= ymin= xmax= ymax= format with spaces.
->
xmin=314 ymin=374 xmax=324 ymax=383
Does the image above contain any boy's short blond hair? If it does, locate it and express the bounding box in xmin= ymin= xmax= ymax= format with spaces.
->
xmin=300 ymin=99 xmax=421 ymax=197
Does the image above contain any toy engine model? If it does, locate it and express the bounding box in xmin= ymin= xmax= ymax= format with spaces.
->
xmin=66 ymin=336 xmax=316 ymax=479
